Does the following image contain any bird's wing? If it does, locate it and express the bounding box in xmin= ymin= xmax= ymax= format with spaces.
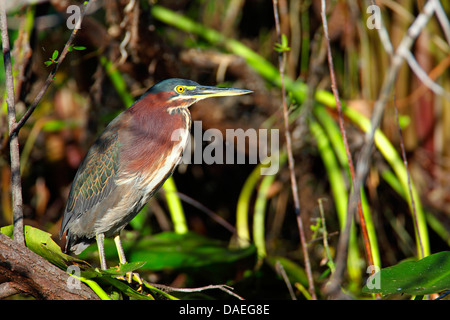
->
xmin=60 ymin=130 xmax=121 ymax=237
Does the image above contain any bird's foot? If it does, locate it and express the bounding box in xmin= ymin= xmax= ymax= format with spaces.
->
xmin=116 ymin=271 xmax=144 ymax=292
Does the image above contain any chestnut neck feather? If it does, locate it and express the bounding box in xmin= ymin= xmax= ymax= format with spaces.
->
xmin=120 ymin=92 xmax=191 ymax=174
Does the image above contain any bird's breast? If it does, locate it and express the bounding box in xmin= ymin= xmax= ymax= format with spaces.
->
xmin=117 ymin=107 xmax=191 ymax=197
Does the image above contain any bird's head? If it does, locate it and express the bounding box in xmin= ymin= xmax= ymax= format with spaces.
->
xmin=146 ymin=78 xmax=252 ymax=112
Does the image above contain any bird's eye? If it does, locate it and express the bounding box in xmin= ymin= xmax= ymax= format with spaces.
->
xmin=175 ymin=86 xmax=185 ymax=93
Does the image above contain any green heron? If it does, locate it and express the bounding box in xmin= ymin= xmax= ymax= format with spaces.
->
xmin=60 ymin=78 xmax=252 ymax=271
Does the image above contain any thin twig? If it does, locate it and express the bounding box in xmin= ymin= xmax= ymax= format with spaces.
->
xmin=320 ymin=0 xmax=375 ymax=273
xmin=0 ymin=0 xmax=25 ymax=245
xmin=326 ymin=0 xmax=436 ymax=297
xmin=149 ymin=283 xmax=244 ymax=300
xmin=318 ymin=198 xmax=335 ymax=274
xmin=402 ymin=50 xmax=450 ymax=101
xmin=393 ymin=96 xmax=424 ymax=258
xmin=275 ymin=260 xmax=297 ymax=300
xmin=272 ymin=0 xmax=317 ymax=300
xmin=369 ymin=0 xmax=394 ymax=56
xmin=431 ymin=0 xmax=450 ymax=45
xmin=370 ymin=0 xmax=450 ymax=102
xmin=9 ymin=0 xmax=93 ymax=139
xmin=173 ymin=191 xmax=236 ymax=234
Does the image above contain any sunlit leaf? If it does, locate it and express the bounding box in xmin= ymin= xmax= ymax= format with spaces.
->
xmin=52 ymin=50 xmax=59 ymax=60
xmin=0 ymin=225 xmax=89 ymax=269
xmin=362 ymin=251 xmax=450 ymax=295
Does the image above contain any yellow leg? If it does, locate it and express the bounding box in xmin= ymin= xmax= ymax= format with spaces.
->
xmin=96 ymin=233 xmax=107 ymax=270
xmin=114 ymin=234 xmax=127 ymax=265
xmin=113 ymin=234 xmax=143 ymax=290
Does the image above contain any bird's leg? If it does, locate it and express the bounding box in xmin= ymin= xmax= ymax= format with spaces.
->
xmin=113 ymin=234 xmax=144 ymax=290
xmin=114 ymin=233 xmax=128 ymax=265
xmin=96 ymin=233 xmax=108 ymax=270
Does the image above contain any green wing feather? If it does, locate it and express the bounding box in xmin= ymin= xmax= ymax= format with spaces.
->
xmin=60 ymin=131 xmax=120 ymax=237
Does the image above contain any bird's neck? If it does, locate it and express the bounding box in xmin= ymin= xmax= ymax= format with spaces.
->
xmin=119 ymin=99 xmax=192 ymax=181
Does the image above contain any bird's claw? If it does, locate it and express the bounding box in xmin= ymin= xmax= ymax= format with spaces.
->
xmin=116 ymin=271 xmax=144 ymax=292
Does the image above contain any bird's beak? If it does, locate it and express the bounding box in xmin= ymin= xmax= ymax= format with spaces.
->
xmin=189 ymin=85 xmax=253 ymax=100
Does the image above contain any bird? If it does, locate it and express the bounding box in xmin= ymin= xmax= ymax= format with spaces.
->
xmin=59 ymin=78 xmax=252 ymax=273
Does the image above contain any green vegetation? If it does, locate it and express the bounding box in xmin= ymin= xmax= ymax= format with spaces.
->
xmin=1 ymin=0 xmax=449 ymax=300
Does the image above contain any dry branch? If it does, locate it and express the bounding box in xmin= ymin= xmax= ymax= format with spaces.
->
xmin=320 ymin=0 xmax=375 ymax=276
xmin=272 ymin=0 xmax=316 ymax=300
xmin=0 ymin=0 xmax=24 ymax=245
xmin=0 ymin=233 xmax=99 ymax=299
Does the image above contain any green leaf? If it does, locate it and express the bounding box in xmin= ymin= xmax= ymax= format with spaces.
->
xmin=0 ymin=225 xmax=90 ymax=270
xmin=78 ymin=261 xmax=146 ymax=281
xmin=97 ymin=261 xmax=146 ymax=278
xmin=98 ymin=276 xmax=154 ymax=300
xmin=362 ymin=251 xmax=450 ymax=295
xmin=274 ymin=34 xmax=291 ymax=52
xmin=52 ymin=50 xmax=59 ymax=60
xmin=73 ymin=46 xmax=87 ymax=51
xmin=44 ymin=60 xmax=54 ymax=66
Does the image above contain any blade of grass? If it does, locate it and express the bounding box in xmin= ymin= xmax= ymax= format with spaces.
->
xmin=309 ymin=119 xmax=362 ymax=288
xmin=341 ymin=105 xmax=430 ymax=258
xmin=162 ymin=176 xmax=188 ymax=234
xmin=394 ymin=97 xmax=424 ymax=258
xmin=68 ymin=273 xmax=111 ymax=300
xmin=236 ymin=161 xmax=262 ymax=247
xmin=320 ymin=0 xmax=375 ymax=272
xmin=253 ymin=153 xmax=287 ymax=259
xmin=313 ymin=106 xmax=381 ymax=270
xmin=151 ymin=4 xmax=309 ymax=103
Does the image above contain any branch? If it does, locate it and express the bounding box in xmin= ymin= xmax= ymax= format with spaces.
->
xmin=0 ymin=0 xmax=25 ymax=245
xmin=0 ymin=233 xmax=99 ymax=299
xmin=9 ymin=0 xmax=94 ymax=138
xmin=150 ymin=283 xmax=245 ymax=300
xmin=370 ymin=0 xmax=450 ymax=101
xmin=272 ymin=0 xmax=317 ymax=300
xmin=402 ymin=50 xmax=450 ymax=101
xmin=320 ymin=0 xmax=375 ymax=276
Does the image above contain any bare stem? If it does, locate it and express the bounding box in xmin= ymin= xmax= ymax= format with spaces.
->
xmin=0 ymin=0 xmax=25 ymax=245
xmin=149 ymin=283 xmax=244 ymax=300
xmin=9 ymin=0 xmax=93 ymax=138
xmin=394 ymin=97 xmax=424 ymax=258
xmin=272 ymin=0 xmax=316 ymax=300
xmin=320 ymin=0 xmax=375 ymax=289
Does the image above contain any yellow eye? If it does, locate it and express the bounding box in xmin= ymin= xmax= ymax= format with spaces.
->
xmin=175 ymin=86 xmax=185 ymax=93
